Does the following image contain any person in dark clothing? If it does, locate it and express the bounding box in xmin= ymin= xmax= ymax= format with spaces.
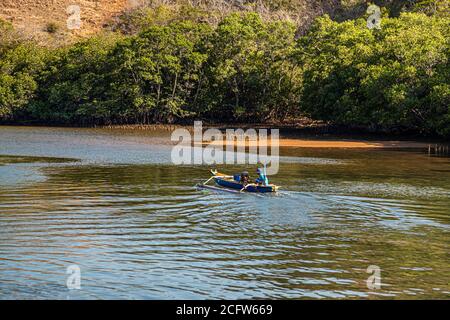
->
xmin=240 ymin=171 xmax=250 ymax=185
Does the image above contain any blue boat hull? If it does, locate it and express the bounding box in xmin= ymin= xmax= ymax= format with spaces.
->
xmin=214 ymin=177 xmax=277 ymax=193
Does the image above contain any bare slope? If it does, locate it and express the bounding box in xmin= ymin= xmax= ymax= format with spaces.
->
xmin=0 ymin=0 xmax=131 ymax=43
xmin=0 ymin=0 xmax=343 ymax=44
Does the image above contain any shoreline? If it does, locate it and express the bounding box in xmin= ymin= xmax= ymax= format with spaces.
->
xmin=201 ymin=139 xmax=433 ymax=149
xmin=1 ymin=124 xmax=448 ymax=150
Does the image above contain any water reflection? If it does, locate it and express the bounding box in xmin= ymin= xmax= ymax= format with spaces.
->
xmin=0 ymin=127 xmax=449 ymax=299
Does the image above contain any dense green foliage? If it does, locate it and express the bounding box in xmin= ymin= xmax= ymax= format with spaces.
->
xmin=299 ymin=13 xmax=450 ymax=136
xmin=197 ymin=14 xmax=301 ymax=121
xmin=0 ymin=21 xmax=48 ymax=120
xmin=0 ymin=7 xmax=449 ymax=137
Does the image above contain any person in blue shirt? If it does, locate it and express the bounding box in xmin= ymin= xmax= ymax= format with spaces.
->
xmin=255 ymin=167 xmax=269 ymax=186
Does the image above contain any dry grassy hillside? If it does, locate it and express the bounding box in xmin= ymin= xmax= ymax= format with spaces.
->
xmin=0 ymin=0 xmax=134 ymax=43
xmin=1 ymin=0 xmax=443 ymax=45
xmin=0 ymin=0 xmax=350 ymax=43
xmin=1 ymin=0 xmax=395 ymax=45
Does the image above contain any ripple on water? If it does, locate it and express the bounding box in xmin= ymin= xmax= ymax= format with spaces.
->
xmin=0 ymin=139 xmax=449 ymax=299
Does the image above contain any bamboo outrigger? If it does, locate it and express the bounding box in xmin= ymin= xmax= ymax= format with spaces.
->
xmin=198 ymin=169 xmax=279 ymax=193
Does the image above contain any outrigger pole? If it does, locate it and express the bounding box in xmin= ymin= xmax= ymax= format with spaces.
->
xmin=200 ymin=170 xmax=251 ymax=193
xmin=201 ymin=170 xmax=233 ymax=186
xmin=240 ymin=183 xmax=256 ymax=192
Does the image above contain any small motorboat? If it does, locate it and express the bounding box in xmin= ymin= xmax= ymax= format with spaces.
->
xmin=198 ymin=169 xmax=279 ymax=193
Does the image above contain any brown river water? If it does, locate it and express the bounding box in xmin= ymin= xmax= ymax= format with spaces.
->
xmin=0 ymin=126 xmax=449 ymax=299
